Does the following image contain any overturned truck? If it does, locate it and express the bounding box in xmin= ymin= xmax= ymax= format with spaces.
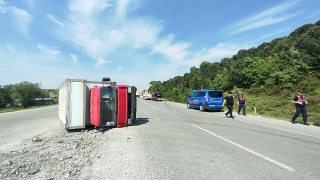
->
xmin=58 ymin=78 xmax=137 ymax=130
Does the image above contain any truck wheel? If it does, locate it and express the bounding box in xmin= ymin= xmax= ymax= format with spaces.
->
xmin=187 ymin=103 xmax=191 ymax=109
xmin=130 ymin=86 xmax=137 ymax=126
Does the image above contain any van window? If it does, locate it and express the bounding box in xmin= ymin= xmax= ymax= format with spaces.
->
xmin=208 ymin=91 xmax=223 ymax=97
xmin=194 ymin=92 xmax=206 ymax=97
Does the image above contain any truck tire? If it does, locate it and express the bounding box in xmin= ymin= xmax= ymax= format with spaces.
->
xmin=130 ymin=86 xmax=137 ymax=125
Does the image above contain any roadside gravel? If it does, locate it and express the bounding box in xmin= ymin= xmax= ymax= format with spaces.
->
xmin=0 ymin=125 xmax=109 ymax=180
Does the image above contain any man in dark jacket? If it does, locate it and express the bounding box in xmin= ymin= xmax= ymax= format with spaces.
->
xmin=223 ymin=92 xmax=235 ymax=119
xmin=291 ymin=90 xmax=309 ymax=125
xmin=237 ymin=94 xmax=246 ymax=116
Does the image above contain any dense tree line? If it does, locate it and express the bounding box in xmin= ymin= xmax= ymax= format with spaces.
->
xmin=0 ymin=82 xmax=50 ymax=108
xmin=149 ymin=20 xmax=320 ymax=103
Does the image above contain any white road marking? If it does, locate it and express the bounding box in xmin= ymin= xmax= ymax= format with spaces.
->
xmin=192 ymin=124 xmax=295 ymax=172
xmin=138 ymin=99 xmax=159 ymax=109
xmin=234 ymin=118 xmax=320 ymax=139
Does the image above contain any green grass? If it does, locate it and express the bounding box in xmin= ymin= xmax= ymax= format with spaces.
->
xmin=0 ymin=104 xmax=57 ymax=114
xmin=243 ymin=93 xmax=320 ymax=126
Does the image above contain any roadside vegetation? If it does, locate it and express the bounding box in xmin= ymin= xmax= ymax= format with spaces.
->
xmin=148 ymin=20 xmax=320 ymax=126
xmin=0 ymin=82 xmax=58 ymax=114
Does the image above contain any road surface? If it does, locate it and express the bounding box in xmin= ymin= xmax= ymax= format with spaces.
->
xmin=80 ymin=99 xmax=320 ymax=179
xmin=0 ymin=100 xmax=319 ymax=179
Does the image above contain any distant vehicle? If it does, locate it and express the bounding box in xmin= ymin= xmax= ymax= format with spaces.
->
xmin=151 ymin=91 xmax=163 ymax=101
xmin=136 ymin=91 xmax=141 ymax=97
xmin=186 ymin=89 xmax=224 ymax=111
xmin=142 ymin=91 xmax=152 ymax=100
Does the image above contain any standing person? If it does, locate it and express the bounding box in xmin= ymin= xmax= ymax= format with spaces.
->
xmin=291 ymin=90 xmax=309 ymax=125
xmin=237 ymin=94 xmax=246 ymax=116
xmin=223 ymin=92 xmax=235 ymax=119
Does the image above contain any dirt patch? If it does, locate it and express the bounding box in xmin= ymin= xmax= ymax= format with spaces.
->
xmin=0 ymin=126 xmax=109 ymax=180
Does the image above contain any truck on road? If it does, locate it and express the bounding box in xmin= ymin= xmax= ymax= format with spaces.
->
xmin=142 ymin=91 xmax=152 ymax=100
xmin=151 ymin=91 xmax=163 ymax=101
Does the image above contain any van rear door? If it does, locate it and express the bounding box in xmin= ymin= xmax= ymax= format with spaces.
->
xmin=208 ymin=91 xmax=224 ymax=108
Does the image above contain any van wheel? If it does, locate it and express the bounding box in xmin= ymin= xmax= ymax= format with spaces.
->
xmin=187 ymin=103 xmax=191 ymax=109
xmin=199 ymin=105 xmax=205 ymax=111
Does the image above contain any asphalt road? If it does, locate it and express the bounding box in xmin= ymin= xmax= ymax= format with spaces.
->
xmin=81 ymin=98 xmax=320 ymax=180
xmin=1 ymin=101 xmax=320 ymax=179
xmin=0 ymin=106 xmax=61 ymax=150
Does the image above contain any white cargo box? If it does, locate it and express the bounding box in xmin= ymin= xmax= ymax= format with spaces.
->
xmin=58 ymin=79 xmax=115 ymax=130
xmin=58 ymin=79 xmax=86 ymax=130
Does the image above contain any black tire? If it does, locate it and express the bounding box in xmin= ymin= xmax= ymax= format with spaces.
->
xmin=187 ymin=103 xmax=191 ymax=109
xmin=130 ymin=86 xmax=137 ymax=125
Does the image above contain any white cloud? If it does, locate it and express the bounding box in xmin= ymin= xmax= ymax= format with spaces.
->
xmin=37 ymin=43 xmax=60 ymax=57
xmin=258 ymin=28 xmax=291 ymax=41
xmin=56 ymin=0 xmax=162 ymax=68
xmin=0 ymin=0 xmax=7 ymax=13
xmin=46 ymin=14 xmax=64 ymax=26
xmin=68 ymin=0 xmax=112 ymax=15
xmin=128 ymin=18 xmax=162 ymax=48
xmin=188 ymin=43 xmax=247 ymax=67
xmin=94 ymin=58 xmax=112 ymax=67
xmin=116 ymin=0 xmax=129 ymax=19
xmin=117 ymin=66 xmax=123 ymax=70
xmin=228 ymin=0 xmax=300 ymax=35
xmin=26 ymin=0 xmax=35 ymax=8
xmin=70 ymin=54 xmax=78 ymax=64
xmin=10 ymin=6 xmax=32 ymax=22
xmin=152 ymin=34 xmax=190 ymax=63
xmin=9 ymin=6 xmax=33 ymax=38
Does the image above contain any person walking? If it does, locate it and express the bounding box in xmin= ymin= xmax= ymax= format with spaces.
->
xmin=223 ymin=92 xmax=235 ymax=119
xmin=237 ymin=94 xmax=246 ymax=116
xmin=291 ymin=90 xmax=309 ymax=125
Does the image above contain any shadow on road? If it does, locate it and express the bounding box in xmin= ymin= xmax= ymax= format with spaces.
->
xmin=134 ymin=117 xmax=149 ymax=126
xmin=66 ymin=118 xmax=150 ymax=133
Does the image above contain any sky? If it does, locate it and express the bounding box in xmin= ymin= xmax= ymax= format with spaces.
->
xmin=0 ymin=0 xmax=319 ymax=91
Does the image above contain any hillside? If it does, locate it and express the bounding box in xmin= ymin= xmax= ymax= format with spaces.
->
xmin=148 ymin=20 xmax=320 ymax=126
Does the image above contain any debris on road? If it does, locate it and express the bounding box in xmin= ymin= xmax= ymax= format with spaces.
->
xmin=0 ymin=127 xmax=107 ymax=180
xmin=31 ymin=137 xmax=43 ymax=143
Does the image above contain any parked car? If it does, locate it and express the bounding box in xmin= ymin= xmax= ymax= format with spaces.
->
xmin=186 ymin=89 xmax=224 ymax=111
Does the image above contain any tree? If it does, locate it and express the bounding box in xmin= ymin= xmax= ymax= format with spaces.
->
xmin=213 ymin=68 xmax=229 ymax=90
xmin=241 ymin=57 xmax=276 ymax=87
xmin=0 ymin=84 xmax=14 ymax=107
xmin=11 ymin=81 xmax=43 ymax=108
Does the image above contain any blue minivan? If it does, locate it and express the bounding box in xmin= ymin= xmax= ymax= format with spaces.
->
xmin=187 ymin=89 xmax=224 ymax=111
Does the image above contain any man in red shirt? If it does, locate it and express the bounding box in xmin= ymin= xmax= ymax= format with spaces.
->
xmin=237 ymin=94 xmax=246 ymax=116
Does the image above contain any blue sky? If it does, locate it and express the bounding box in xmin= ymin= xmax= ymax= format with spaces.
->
xmin=0 ymin=0 xmax=319 ymax=91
